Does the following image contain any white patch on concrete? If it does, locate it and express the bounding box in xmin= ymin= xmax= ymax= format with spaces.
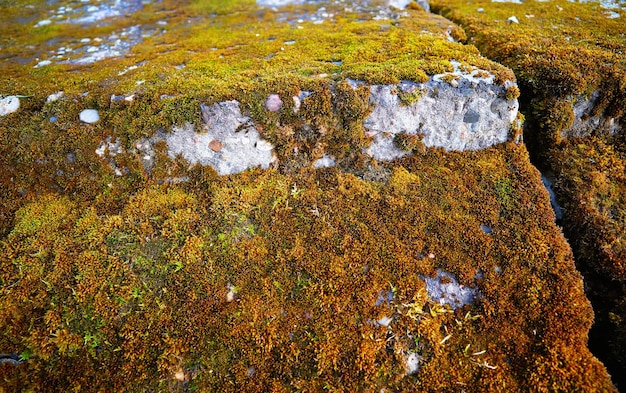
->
xmin=422 ymin=269 xmax=478 ymax=310
xmin=96 ymin=136 xmax=125 ymax=176
xmin=35 ymin=19 xmax=52 ymax=27
xmin=256 ymin=0 xmax=302 ymax=6
xmin=0 ymin=96 xmax=20 ymax=116
xmin=363 ymin=61 xmax=518 ymax=160
xmin=165 ymin=101 xmax=276 ymax=176
xmin=313 ymin=155 xmax=336 ymax=168
xmin=96 ymin=137 xmax=124 ymax=158
xmin=561 ymin=91 xmax=621 ymax=139
xmin=389 ymin=0 xmax=412 ymax=9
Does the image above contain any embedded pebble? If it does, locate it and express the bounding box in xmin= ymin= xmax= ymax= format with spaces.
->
xmin=226 ymin=283 xmax=237 ymax=302
xmin=46 ymin=91 xmax=65 ymax=103
xmin=208 ymin=140 xmax=223 ymax=152
xmin=0 ymin=96 xmax=20 ymax=116
xmin=79 ymin=109 xmax=100 ymax=124
xmin=405 ymin=352 xmax=420 ymax=375
xmin=293 ymin=95 xmax=301 ymax=113
xmin=377 ymin=316 xmax=392 ymax=327
xmin=265 ymin=94 xmax=283 ymax=112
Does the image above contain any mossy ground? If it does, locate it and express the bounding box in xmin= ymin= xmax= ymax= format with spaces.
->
xmin=430 ymin=0 xmax=626 ymax=387
xmin=0 ymin=0 xmax=615 ymax=390
xmin=0 ymin=143 xmax=613 ymax=391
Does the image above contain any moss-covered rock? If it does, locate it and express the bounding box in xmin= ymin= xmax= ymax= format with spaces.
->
xmin=0 ymin=144 xmax=614 ymax=391
xmin=430 ymin=0 xmax=625 ymax=387
xmin=0 ymin=0 xmax=616 ymax=390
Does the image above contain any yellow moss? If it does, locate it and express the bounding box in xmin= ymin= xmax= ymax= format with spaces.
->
xmin=505 ymin=85 xmax=520 ymax=101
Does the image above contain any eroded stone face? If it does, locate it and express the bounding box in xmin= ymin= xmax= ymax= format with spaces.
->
xmin=164 ymin=101 xmax=276 ymax=176
xmin=364 ymin=69 xmax=519 ymax=160
xmin=561 ymin=91 xmax=622 ymax=139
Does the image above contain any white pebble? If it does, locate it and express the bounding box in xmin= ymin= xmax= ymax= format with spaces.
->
xmin=35 ymin=19 xmax=51 ymax=27
xmin=265 ymin=94 xmax=282 ymax=112
xmin=377 ymin=316 xmax=392 ymax=327
xmin=256 ymin=140 xmax=274 ymax=151
xmin=507 ymin=16 xmax=519 ymax=23
xmin=46 ymin=91 xmax=64 ymax=103
xmin=293 ymin=96 xmax=301 ymax=113
xmin=34 ymin=60 xmax=52 ymax=68
xmin=406 ymin=352 xmax=420 ymax=375
xmin=0 ymin=96 xmax=20 ymax=116
xmin=79 ymin=109 xmax=100 ymax=124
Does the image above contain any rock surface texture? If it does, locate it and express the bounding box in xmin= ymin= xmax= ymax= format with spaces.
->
xmin=0 ymin=0 xmax=616 ymax=391
xmin=431 ymin=0 xmax=625 ymax=388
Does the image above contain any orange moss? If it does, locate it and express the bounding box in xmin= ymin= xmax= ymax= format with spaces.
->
xmin=0 ymin=144 xmax=613 ymax=391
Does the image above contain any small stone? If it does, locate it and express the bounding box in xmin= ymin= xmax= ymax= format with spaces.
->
xmin=265 ymin=94 xmax=282 ymax=112
xmin=174 ymin=370 xmax=185 ymax=381
xmin=79 ymin=109 xmax=100 ymax=124
xmin=508 ymin=16 xmax=519 ymax=24
xmin=35 ymin=19 xmax=51 ymax=27
xmin=0 ymin=96 xmax=20 ymax=116
xmin=46 ymin=91 xmax=64 ymax=103
xmin=208 ymin=140 xmax=223 ymax=152
xmin=256 ymin=140 xmax=273 ymax=151
xmin=463 ymin=109 xmax=481 ymax=124
xmin=226 ymin=283 xmax=237 ymax=302
xmin=34 ymin=60 xmax=51 ymax=68
xmin=406 ymin=352 xmax=420 ymax=375
xmin=377 ymin=316 xmax=392 ymax=327
xmin=293 ymin=95 xmax=301 ymax=113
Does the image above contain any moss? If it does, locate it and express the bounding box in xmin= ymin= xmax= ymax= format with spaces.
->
xmin=429 ymin=0 xmax=624 ymax=385
xmin=0 ymin=0 xmax=614 ymax=390
xmin=394 ymin=133 xmax=426 ymax=153
xmin=550 ymin=138 xmax=625 ymax=281
xmin=440 ymin=73 xmax=460 ymax=84
xmin=0 ymin=143 xmax=613 ymax=391
xmin=505 ymin=85 xmax=520 ymax=101
xmin=398 ymin=87 xmax=426 ymax=106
